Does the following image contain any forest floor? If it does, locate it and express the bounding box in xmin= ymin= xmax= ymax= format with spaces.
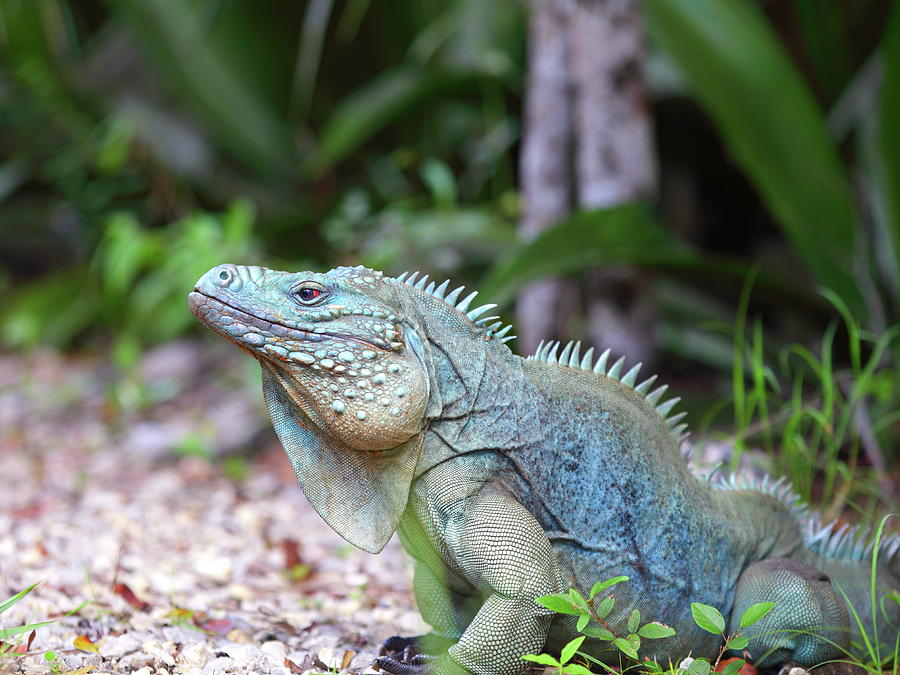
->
xmin=1 ymin=340 xmax=426 ymax=675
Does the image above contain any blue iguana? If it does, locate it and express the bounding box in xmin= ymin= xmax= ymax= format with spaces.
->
xmin=188 ymin=263 xmax=900 ymax=675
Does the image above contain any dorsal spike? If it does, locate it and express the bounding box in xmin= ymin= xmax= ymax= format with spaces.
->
xmin=621 ymin=362 xmax=642 ymax=387
xmin=455 ymin=291 xmax=479 ymax=313
xmin=495 ymin=324 xmax=513 ymax=339
xmin=634 ymin=375 xmax=657 ymax=395
xmin=579 ymin=347 xmax=595 ymax=371
xmin=666 ymin=411 xmax=687 ymax=428
xmin=405 ymin=271 xmax=420 ymax=286
xmin=395 ymin=271 xmax=409 ymax=283
xmin=433 ymin=279 xmax=450 ymax=299
xmin=645 ymin=384 xmax=668 ymax=405
xmin=499 ymin=335 xmax=516 ymax=343
xmin=559 ymin=341 xmax=574 ymax=366
xmin=671 ymin=423 xmax=688 ymax=437
xmin=424 ymin=281 xmax=436 ymax=294
xmin=475 ymin=315 xmax=500 ymax=326
xmin=593 ymin=348 xmax=611 ymax=374
xmin=533 ymin=340 xmax=545 ymax=359
xmin=546 ymin=342 xmax=561 ymax=364
xmin=607 ymin=356 xmax=626 ymax=380
xmin=569 ymin=342 xmax=582 ymax=367
xmin=414 ymin=274 xmax=430 ymax=290
xmin=444 ymin=286 xmax=465 ymax=305
xmin=656 ymin=397 xmax=681 ymax=417
xmin=468 ymin=303 xmax=498 ymax=321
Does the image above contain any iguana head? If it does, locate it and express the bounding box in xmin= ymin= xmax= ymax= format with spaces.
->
xmin=189 ymin=263 xmax=434 ymax=552
xmin=189 ymin=263 xmax=430 ymax=451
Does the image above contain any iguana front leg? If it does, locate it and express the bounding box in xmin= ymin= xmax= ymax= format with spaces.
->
xmin=441 ymin=491 xmax=566 ymax=675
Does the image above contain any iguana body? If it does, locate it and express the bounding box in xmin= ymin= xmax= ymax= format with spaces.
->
xmin=189 ymin=264 xmax=900 ymax=675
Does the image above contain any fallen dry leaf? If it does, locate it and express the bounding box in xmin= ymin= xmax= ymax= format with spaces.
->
xmin=284 ymin=656 xmax=305 ymax=673
xmin=113 ymin=582 xmax=150 ymax=611
xmin=199 ymin=618 xmax=234 ymax=636
xmin=73 ymin=635 xmax=100 ymax=653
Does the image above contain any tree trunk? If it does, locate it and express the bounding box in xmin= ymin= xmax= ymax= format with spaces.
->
xmin=516 ymin=0 xmax=574 ymax=354
xmin=517 ymin=0 xmax=656 ymax=362
xmin=571 ymin=0 xmax=656 ymax=364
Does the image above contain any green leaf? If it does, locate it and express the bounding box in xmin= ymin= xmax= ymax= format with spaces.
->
xmin=0 ymin=583 xmax=40 ymax=615
xmin=739 ymin=601 xmax=776 ymax=628
xmin=595 ymin=596 xmax=616 ymax=619
xmin=871 ymin=0 xmax=900 ymax=297
xmin=589 ymin=576 xmax=630 ymax=600
xmin=579 ymin=624 xmax=614 ymax=641
xmin=722 ymin=658 xmax=746 ymax=675
xmin=646 ymin=0 xmax=865 ymax=318
xmin=0 ymin=621 xmax=54 ymax=640
xmin=627 ymin=609 xmax=640 ymax=634
xmin=311 ymin=65 xmax=493 ymax=176
xmin=561 ymin=636 xmax=586 ymax=665
xmin=576 ymin=614 xmax=590 ymax=632
xmin=726 ymin=636 xmax=749 ymax=651
xmin=568 ymin=589 xmax=590 ymax=613
xmin=480 ymin=205 xmax=809 ymax=310
xmin=535 ymin=594 xmax=581 ymax=616
xmin=637 ymin=622 xmax=676 ymax=639
xmin=690 ymin=602 xmax=726 ymax=634
xmin=522 ymin=653 xmax=561 ymax=667
xmin=562 ymin=664 xmax=595 ymax=675
xmin=107 ymin=0 xmax=294 ymax=174
xmin=688 ymin=658 xmax=712 ymax=675
xmin=612 ymin=637 xmax=639 ymax=660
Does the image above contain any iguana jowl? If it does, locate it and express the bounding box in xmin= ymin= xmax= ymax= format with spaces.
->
xmin=189 ymin=263 xmax=900 ymax=675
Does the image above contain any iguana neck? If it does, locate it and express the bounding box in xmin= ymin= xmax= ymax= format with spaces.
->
xmin=414 ymin=328 xmax=524 ymax=477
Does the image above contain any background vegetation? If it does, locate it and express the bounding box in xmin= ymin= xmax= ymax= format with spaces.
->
xmin=0 ymin=0 xmax=898 ymax=519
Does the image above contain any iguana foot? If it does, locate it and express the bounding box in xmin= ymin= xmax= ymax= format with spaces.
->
xmin=379 ymin=633 xmax=456 ymax=657
xmin=374 ymin=652 xmax=434 ymax=675
xmin=729 ymin=558 xmax=851 ymax=668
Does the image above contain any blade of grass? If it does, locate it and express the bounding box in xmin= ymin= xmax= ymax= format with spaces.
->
xmin=646 ymin=0 xmax=865 ymax=319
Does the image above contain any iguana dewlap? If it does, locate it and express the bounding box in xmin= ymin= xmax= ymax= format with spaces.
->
xmin=189 ymin=263 xmax=900 ymax=675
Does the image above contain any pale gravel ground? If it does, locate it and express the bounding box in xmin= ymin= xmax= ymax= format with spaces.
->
xmin=0 ymin=341 xmax=427 ymax=675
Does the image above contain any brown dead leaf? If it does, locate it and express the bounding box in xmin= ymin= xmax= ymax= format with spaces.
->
xmin=281 ymin=539 xmax=302 ymax=569
xmin=341 ymin=649 xmax=357 ymax=670
xmin=113 ymin=582 xmax=150 ymax=611
xmin=73 ymin=635 xmax=100 ymax=653
xmin=199 ymin=618 xmax=234 ymax=636
xmin=284 ymin=657 xmax=305 ymax=674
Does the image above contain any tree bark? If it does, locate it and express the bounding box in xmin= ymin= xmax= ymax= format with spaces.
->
xmin=571 ymin=0 xmax=656 ymax=364
xmin=517 ymin=0 xmax=656 ymax=361
xmin=516 ymin=0 xmax=575 ymax=354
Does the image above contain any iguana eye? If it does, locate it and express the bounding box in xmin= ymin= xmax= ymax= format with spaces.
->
xmin=294 ymin=282 xmax=326 ymax=305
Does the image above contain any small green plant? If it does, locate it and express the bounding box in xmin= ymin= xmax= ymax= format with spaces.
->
xmin=524 ymin=576 xmax=775 ymax=674
xmin=523 ymin=635 xmax=593 ymax=674
xmin=0 ymin=582 xmax=53 ymax=657
xmin=43 ymin=650 xmax=63 ymax=673
xmin=683 ymin=600 xmax=775 ymax=675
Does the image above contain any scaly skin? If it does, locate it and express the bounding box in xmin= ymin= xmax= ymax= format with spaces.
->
xmin=189 ymin=264 xmax=900 ymax=675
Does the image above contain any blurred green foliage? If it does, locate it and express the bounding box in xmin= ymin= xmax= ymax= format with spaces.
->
xmin=0 ymin=0 xmax=897 ymax=489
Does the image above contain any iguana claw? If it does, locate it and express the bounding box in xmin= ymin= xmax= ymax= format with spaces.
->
xmin=374 ymin=651 xmax=433 ymax=675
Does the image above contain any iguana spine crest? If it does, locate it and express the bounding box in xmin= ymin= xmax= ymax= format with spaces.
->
xmin=528 ymin=338 xmax=691 ymax=444
xmin=392 ymin=271 xmax=517 ymax=343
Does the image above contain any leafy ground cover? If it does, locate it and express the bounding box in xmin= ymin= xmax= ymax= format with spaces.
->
xmin=0 ymin=342 xmax=425 ymax=674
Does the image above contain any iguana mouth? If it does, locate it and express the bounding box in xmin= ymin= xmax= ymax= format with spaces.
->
xmin=189 ymin=290 xmax=393 ymax=351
